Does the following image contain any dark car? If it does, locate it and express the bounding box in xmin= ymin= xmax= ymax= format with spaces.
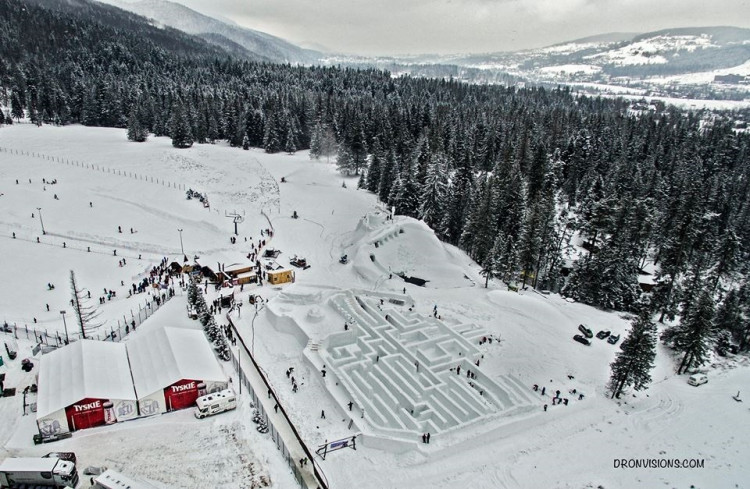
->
xmin=596 ymin=330 xmax=611 ymax=340
xmin=573 ymin=334 xmax=591 ymax=346
xmin=578 ymin=324 xmax=593 ymax=338
xmin=607 ymin=334 xmax=620 ymax=345
xmin=44 ymin=452 xmax=77 ymax=465
xmin=33 ymin=432 xmax=72 ymax=445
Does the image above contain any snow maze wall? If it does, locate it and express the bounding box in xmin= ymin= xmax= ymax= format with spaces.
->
xmin=320 ymin=291 xmax=536 ymax=440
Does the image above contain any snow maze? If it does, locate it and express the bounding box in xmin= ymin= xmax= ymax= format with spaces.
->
xmin=319 ymin=291 xmax=536 ymax=439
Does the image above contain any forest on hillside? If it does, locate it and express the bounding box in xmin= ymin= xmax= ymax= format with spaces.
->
xmin=2 ymin=0 xmax=750 ymax=366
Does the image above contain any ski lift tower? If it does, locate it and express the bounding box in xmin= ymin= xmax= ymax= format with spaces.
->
xmin=225 ymin=210 xmax=245 ymax=236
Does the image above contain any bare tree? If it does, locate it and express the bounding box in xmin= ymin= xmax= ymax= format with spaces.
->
xmin=70 ymin=270 xmax=103 ymax=339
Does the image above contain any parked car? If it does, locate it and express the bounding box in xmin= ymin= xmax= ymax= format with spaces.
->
xmin=607 ymin=334 xmax=620 ymax=345
xmin=596 ymin=330 xmax=611 ymax=339
xmin=687 ymin=373 xmax=708 ymax=386
xmin=33 ymin=432 xmax=72 ymax=445
xmin=578 ymin=324 xmax=593 ymax=338
xmin=573 ymin=334 xmax=591 ymax=346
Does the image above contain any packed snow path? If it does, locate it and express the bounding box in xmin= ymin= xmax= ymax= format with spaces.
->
xmin=228 ymin=318 xmax=326 ymax=489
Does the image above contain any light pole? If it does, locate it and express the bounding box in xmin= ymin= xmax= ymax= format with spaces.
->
xmin=250 ymin=295 xmax=264 ymax=358
xmin=36 ymin=207 xmax=46 ymax=235
xmin=60 ymin=310 xmax=69 ymax=344
xmin=237 ymin=343 xmax=242 ymax=395
xmin=177 ymin=228 xmax=185 ymax=256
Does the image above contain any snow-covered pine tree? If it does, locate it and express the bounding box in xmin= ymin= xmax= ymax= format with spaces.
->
xmin=263 ymin=110 xmax=282 ymax=153
xmin=170 ymin=101 xmax=193 ymax=148
xmin=378 ymin=151 xmax=398 ymax=203
xmin=284 ymin=125 xmax=297 ymax=154
xmin=479 ymin=242 xmax=500 ymax=288
xmin=11 ymin=92 xmax=23 ymax=121
xmin=336 ymin=145 xmax=355 ymax=175
xmin=563 ymin=235 xmax=640 ymax=311
xmin=309 ymin=121 xmax=323 ymax=159
xmin=418 ymin=153 xmax=448 ymax=229
xmin=669 ymin=288 xmax=716 ymax=374
xmin=127 ymin=106 xmax=148 ymax=142
xmin=440 ymin=165 xmax=473 ymax=245
xmin=394 ymin=164 xmax=420 ymax=218
xmin=460 ymin=176 xmax=495 ymax=266
xmin=608 ymin=305 xmax=657 ymax=398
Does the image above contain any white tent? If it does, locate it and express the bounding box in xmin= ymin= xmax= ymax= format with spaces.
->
xmin=36 ymin=340 xmax=138 ymax=434
xmin=127 ymin=327 xmax=227 ymax=414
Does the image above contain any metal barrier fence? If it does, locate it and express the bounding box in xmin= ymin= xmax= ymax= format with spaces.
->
xmin=0 ymin=146 xmax=186 ymax=190
xmin=1 ymin=290 xmax=174 ymax=348
xmin=227 ymin=348 xmax=306 ymax=488
xmin=226 ymin=315 xmax=328 ymax=489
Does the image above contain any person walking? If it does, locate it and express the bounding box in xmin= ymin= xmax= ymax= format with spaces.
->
xmin=321 ymin=410 xmax=326 ymax=419
xmin=348 ymin=401 xmax=353 ymax=411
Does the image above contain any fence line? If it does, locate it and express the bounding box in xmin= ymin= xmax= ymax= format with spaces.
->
xmin=1 ymin=288 xmax=175 ymax=348
xmin=0 ymin=146 xmax=278 ymax=224
xmin=0 ymin=146 xmax=185 ymax=191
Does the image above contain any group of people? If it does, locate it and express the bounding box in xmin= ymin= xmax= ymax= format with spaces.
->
xmin=533 ymin=382 xmax=584 ymax=412
xmin=286 ymin=367 xmax=299 ymax=393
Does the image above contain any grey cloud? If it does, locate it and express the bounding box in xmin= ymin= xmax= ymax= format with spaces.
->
xmin=172 ymin=0 xmax=750 ymax=55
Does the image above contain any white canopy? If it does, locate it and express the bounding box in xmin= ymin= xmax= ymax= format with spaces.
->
xmin=37 ymin=340 xmax=136 ymax=418
xmin=127 ymin=327 xmax=226 ymax=398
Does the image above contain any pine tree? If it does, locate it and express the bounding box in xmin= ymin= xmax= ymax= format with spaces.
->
xmin=11 ymin=92 xmax=23 ymax=121
xmin=309 ymin=122 xmax=323 ymax=159
xmin=479 ymin=239 xmax=502 ymax=288
xmin=170 ymin=101 xmax=193 ymax=148
xmin=284 ymin=125 xmax=297 ymax=154
xmin=563 ymin=235 xmax=640 ymax=311
xmin=70 ymin=270 xmax=102 ymax=339
xmin=608 ymin=306 xmax=657 ymax=398
xmin=418 ymin=154 xmax=448 ymax=229
xmin=127 ymin=106 xmax=147 ymax=142
xmin=670 ymin=289 xmax=716 ymax=374
xmin=336 ymin=145 xmax=355 ymax=175
xmin=394 ymin=166 xmax=420 ymax=217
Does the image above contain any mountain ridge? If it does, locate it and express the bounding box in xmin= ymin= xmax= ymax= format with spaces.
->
xmin=100 ymin=0 xmax=319 ymax=63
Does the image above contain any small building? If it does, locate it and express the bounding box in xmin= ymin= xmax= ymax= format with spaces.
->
xmin=267 ymin=269 xmax=295 ymax=285
xmin=127 ymin=327 xmax=228 ymax=415
xmin=233 ymin=271 xmax=257 ymax=285
xmin=36 ymin=341 xmax=138 ymax=435
xmin=224 ymin=263 xmax=255 ymax=278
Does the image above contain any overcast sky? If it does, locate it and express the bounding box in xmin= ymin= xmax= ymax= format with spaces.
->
xmin=146 ymin=0 xmax=750 ymax=55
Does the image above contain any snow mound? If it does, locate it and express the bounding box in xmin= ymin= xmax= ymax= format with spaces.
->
xmin=350 ymin=214 xmax=470 ymax=288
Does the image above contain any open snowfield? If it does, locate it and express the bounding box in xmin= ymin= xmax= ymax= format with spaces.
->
xmin=1 ymin=124 xmax=749 ymax=489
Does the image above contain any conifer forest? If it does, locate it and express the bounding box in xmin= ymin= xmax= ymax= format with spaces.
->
xmin=2 ymin=0 xmax=749 ymax=361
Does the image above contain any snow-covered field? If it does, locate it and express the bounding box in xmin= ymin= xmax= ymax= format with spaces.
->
xmin=0 ymin=124 xmax=748 ymax=488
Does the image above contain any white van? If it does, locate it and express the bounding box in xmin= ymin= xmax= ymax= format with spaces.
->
xmin=194 ymin=388 xmax=237 ymax=418
xmin=687 ymin=373 xmax=708 ymax=386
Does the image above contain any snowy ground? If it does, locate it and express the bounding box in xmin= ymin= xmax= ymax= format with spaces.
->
xmin=1 ymin=124 xmax=749 ymax=488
